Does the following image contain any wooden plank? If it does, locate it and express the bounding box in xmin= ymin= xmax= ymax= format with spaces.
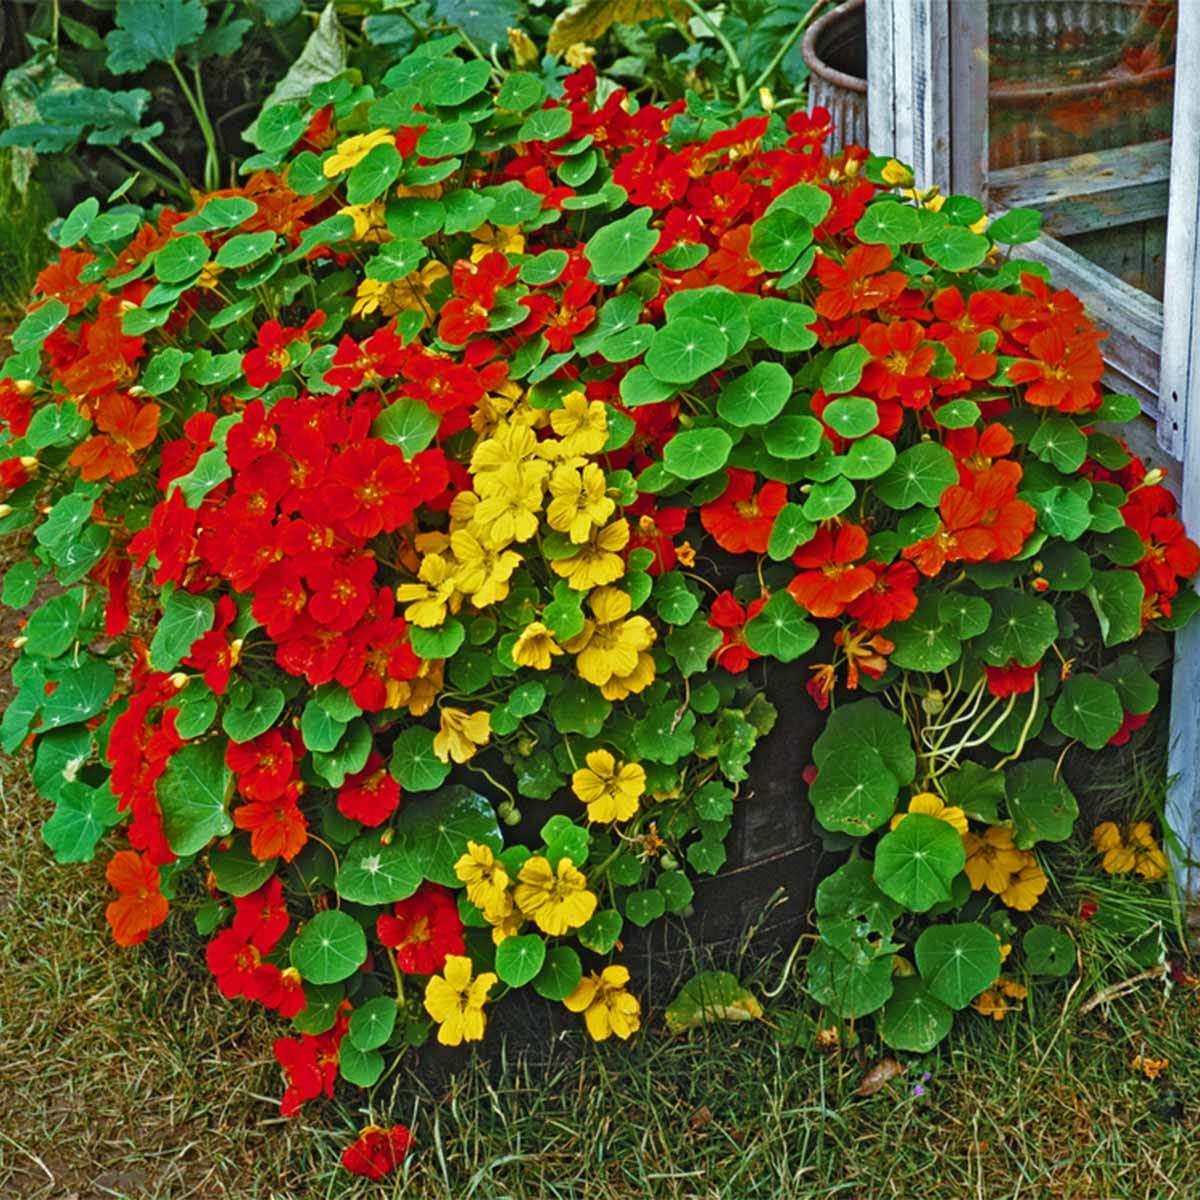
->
xmin=865 ymin=0 xmax=951 ymax=187
xmin=1160 ymin=0 xmax=1200 ymax=909
xmin=1011 ymin=233 xmax=1164 ymax=414
xmin=989 ymin=142 xmax=1171 ymax=237
xmin=946 ymin=0 xmax=988 ymax=199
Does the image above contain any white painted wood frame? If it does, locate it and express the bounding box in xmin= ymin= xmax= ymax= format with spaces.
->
xmin=866 ymin=0 xmax=1200 ymax=905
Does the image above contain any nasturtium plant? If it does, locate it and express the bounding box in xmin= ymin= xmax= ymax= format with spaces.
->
xmin=1 ymin=35 xmax=1197 ymax=1157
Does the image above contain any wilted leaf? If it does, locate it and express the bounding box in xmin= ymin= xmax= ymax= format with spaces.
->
xmin=548 ymin=0 xmax=681 ymax=54
xmin=854 ymin=1057 xmax=906 ymax=1097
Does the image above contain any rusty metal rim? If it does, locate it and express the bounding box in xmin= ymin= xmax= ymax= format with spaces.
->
xmin=801 ymin=0 xmax=868 ymax=96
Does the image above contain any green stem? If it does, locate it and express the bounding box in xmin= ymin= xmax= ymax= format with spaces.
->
xmin=168 ymin=58 xmax=219 ymax=192
xmin=110 ymin=146 xmax=192 ymax=203
xmin=736 ymin=0 xmax=826 ymax=109
xmin=681 ymin=0 xmax=748 ymax=103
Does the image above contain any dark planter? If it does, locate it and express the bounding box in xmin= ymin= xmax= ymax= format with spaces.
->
xmin=802 ymin=0 xmax=869 ymax=155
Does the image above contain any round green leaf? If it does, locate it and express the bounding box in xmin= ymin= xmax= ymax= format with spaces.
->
xmin=887 ymin=599 xmax=963 ymax=671
xmin=662 ymin=427 xmax=733 ymax=480
xmin=812 ymin=698 xmax=916 ymax=785
xmin=585 ymin=207 xmax=658 ymax=284
xmin=749 ymin=298 xmax=817 ymax=351
xmin=495 ymin=933 xmax=546 ymax=987
xmin=874 ymin=814 xmax=966 ymax=913
xmin=157 ymin=739 xmax=233 ymax=857
xmin=855 ymin=201 xmax=921 ymax=246
xmin=210 ymin=835 xmax=275 ymax=896
xmin=645 ymin=318 xmax=729 ymax=384
xmin=533 ymin=946 xmax=583 ymax=1000
xmin=715 ymin=362 xmax=792 ymax=427
xmin=980 ymin=589 xmax=1059 ymax=666
xmin=840 ymin=434 xmax=896 ymax=479
xmin=391 ymin=724 xmax=451 ymax=792
xmin=336 ymin=832 xmax=422 ymax=905
xmin=875 ymin=442 xmax=958 ymax=509
xmin=749 ymin=208 xmax=813 ymax=271
xmin=763 ymin=414 xmax=824 ymax=460
xmin=155 ymin=234 xmax=211 ymax=283
xmin=1023 ymin=925 xmax=1076 ymax=977
xmin=809 ymin=745 xmax=898 ymax=836
xmin=216 ymin=231 xmax=276 ymax=269
xmin=339 ymin=1041 xmax=384 ymax=1087
xmin=395 ymin=785 xmax=502 ymax=885
xmin=1005 ymin=758 xmax=1079 ymax=849
xmin=806 ymin=941 xmax=894 ymax=1019
xmin=291 ymin=909 xmax=368 ymax=985
xmin=1051 ymin=674 xmax=1123 ymax=749
xmin=743 ymin=591 xmax=818 ymax=663
xmin=915 ymin=922 xmax=1002 ymax=1009
xmin=349 ymin=995 xmax=398 ymax=1051
xmin=823 ymin=395 xmax=879 ymax=440
xmin=878 ymin=978 xmax=953 ymax=1052
xmin=925 ymin=225 xmax=989 ymax=271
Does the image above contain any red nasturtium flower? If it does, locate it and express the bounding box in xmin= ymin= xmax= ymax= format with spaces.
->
xmin=985 ymin=661 xmax=1040 ymax=698
xmin=242 ymin=311 xmax=324 ymax=388
xmin=274 ymin=1012 xmax=348 ymax=1117
xmin=708 ymin=590 xmax=767 ymax=673
xmin=105 ymin=850 xmax=169 ymax=946
xmin=341 ymin=1124 xmax=414 ymax=1180
xmin=788 ymin=523 xmax=876 ymax=618
xmin=812 ymin=244 xmax=907 ymax=321
xmin=858 ymin=320 xmax=937 ymax=408
xmin=376 ymin=883 xmax=465 ymax=974
xmin=337 ymin=753 xmax=402 ymax=826
xmin=69 ymin=392 xmax=160 ymax=481
xmin=1007 ymin=325 xmax=1104 ymax=413
xmin=700 ymin=468 xmax=786 ymax=554
xmin=904 ymin=462 xmax=1036 ymax=577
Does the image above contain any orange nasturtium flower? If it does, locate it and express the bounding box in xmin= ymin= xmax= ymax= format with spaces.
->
xmin=69 ymin=392 xmax=160 ymax=482
xmin=105 ymin=849 xmax=169 ymax=946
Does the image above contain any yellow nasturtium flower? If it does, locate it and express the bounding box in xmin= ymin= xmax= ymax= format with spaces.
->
xmin=423 ymin=955 xmax=497 ymax=1046
xmin=455 ymin=840 xmax=512 ymax=920
xmin=512 ymin=621 xmax=564 ymax=670
xmin=472 ymin=461 xmax=549 ymax=547
xmin=324 ymin=128 xmax=396 ymax=176
xmin=549 ymin=390 xmax=608 ymax=456
xmin=433 ymin=707 xmax=491 ymax=764
xmin=880 ymin=158 xmax=914 ymax=187
xmin=551 ymin=518 xmax=630 ymax=590
xmin=395 ymin=552 xmax=459 ymax=627
xmin=337 ymin=199 xmax=388 ymax=242
xmin=546 ymin=462 xmax=615 ymax=543
xmin=514 ymin=855 xmax=597 ymax=936
xmin=471 ymin=223 xmax=525 ymax=260
xmin=972 ymin=977 xmax=1027 ymax=1021
xmin=890 ymin=791 xmax=968 ymax=836
xmin=1000 ymin=860 xmax=1048 ymax=912
xmin=564 ymin=587 xmax=656 ymax=687
xmin=1092 ymin=821 xmax=1168 ymax=881
xmin=564 ymin=965 xmax=641 ymax=1041
xmin=571 ymin=749 xmax=645 ymax=823
xmin=449 ymin=528 xmax=521 ymax=607
xmin=963 ymin=825 xmax=1025 ymax=894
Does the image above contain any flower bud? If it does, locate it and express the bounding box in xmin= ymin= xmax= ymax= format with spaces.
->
xmin=758 ymin=87 xmax=775 ymax=112
xmin=497 ymin=799 xmax=514 ymax=818
xmin=0 ymin=504 xmax=12 ymax=519
xmin=922 ymin=689 xmax=945 ymax=715
xmin=502 ymin=807 xmax=522 ymax=827
xmin=229 ymin=638 xmax=244 ymax=666
xmin=11 ymin=636 xmax=27 ymax=649
xmin=19 ymin=456 xmax=38 ymax=471
xmin=1142 ymin=468 xmax=1166 ymax=487
xmin=660 ymin=852 xmax=679 ymax=871
xmin=169 ymin=672 xmax=190 ymax=689
xmin=14 ymin=379 xmax=35 ymax=396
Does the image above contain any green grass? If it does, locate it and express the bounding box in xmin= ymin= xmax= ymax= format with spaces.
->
xmin=0 ymin=153 xmax=53 ymax=321
xmin=2 ymin=729 xmax=1197 ymax=1199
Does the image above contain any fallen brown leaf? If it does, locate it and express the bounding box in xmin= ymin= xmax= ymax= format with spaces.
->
xmin=854 ymin=1057 xmax=906 ymax=1097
